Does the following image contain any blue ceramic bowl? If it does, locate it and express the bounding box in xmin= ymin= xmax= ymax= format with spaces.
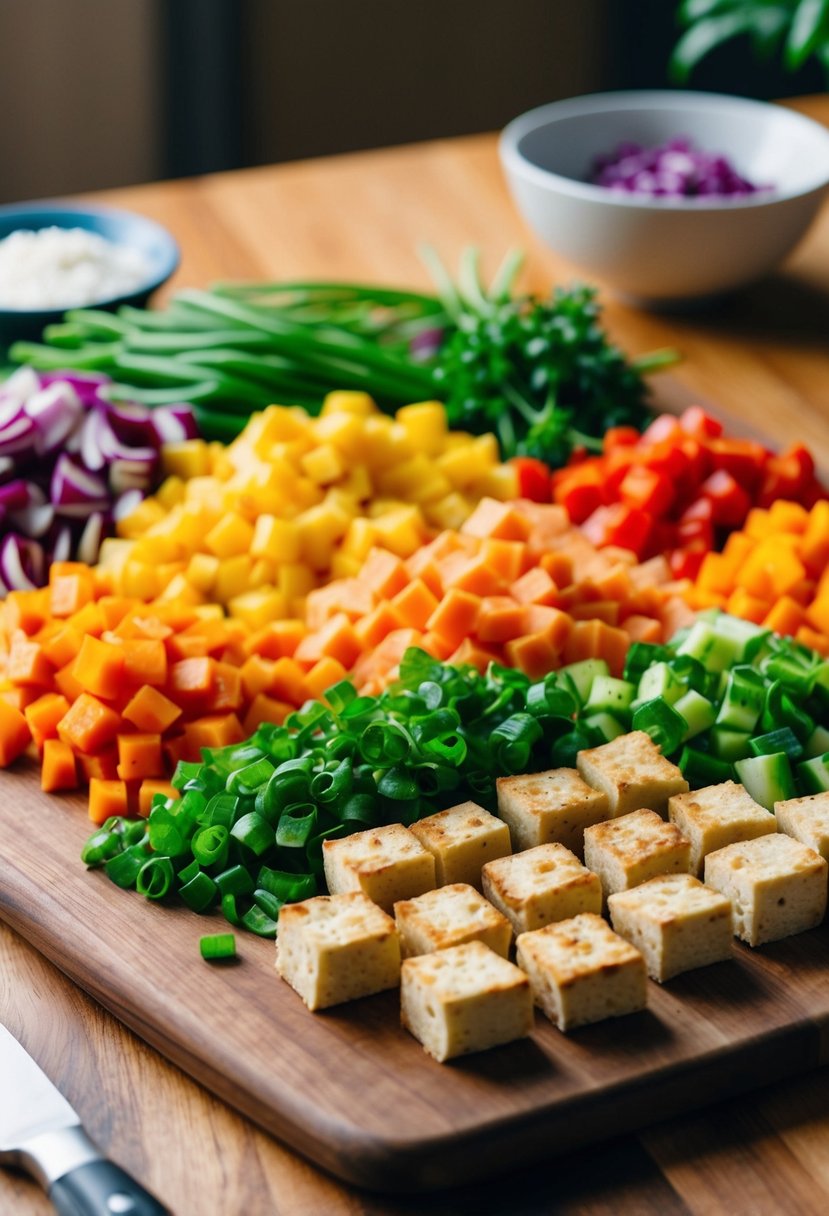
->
xmin=0 ymin=201 xmax=180 ymax=344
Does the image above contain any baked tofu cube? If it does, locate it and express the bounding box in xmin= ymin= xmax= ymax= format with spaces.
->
xmin=276 ymin=892 xmax=400 ymax=1010
xmin=394 ymin=883 xmax=512 ymax=959
xmin=322 ymin=823 xmax=435 ymax=913
xmin=481 ymin=843 xmax=602 ymax=934
xmin=400 ymin=940 xmax=533 ymax=1062
xmin=576 ymin=730 xmax=688 ymax=819
xmin=516 ymin=912 xmax=647 ymax=1031
xmin=775 ymin=792 xmax=829 ymax=861
xmin=496 ymin=768 xmax=610 ymax=857
xmin=704 ymin=834 xmax=828 ymax=947
xmin=584 ymin=808 xmax=691 ymax=899
xmin=608 ymin=874 xmax=733 ymax=982
xmin=409 ymin=801 xmax=511 ymax=890
xmin=668 ymin=781 xmax=776 ymax=876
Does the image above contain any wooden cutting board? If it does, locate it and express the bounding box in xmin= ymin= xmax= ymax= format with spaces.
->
xmin=1 ymin=760 xmax=827 ymax=1193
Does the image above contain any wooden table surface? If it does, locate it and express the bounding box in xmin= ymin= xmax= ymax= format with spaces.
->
xmin=3 ymin=96 xmax=829 ymax=1216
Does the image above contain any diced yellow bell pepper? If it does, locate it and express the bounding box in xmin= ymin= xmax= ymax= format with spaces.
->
xmin=320 ymin=391 xmax=377 ymax=416
xmin=228 ymin=589 xmax=287 ymax=629
xmin=162 ymin=440 xmax=211 ymax=480
xmin=205 ymin=513 xmax=255 ymax=559
xmin=395 ymin=401 xmax=447 ymax=456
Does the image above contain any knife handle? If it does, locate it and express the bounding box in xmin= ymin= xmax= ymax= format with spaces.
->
xmin=50 ymin=1159 xmax=170 ymax=1216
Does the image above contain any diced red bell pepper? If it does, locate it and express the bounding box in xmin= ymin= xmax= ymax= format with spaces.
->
xmin=581 ymin=503 xmax=653 ymax=557
xmin=669 ymin=542 xmax=708 ymax=580
xmin=552 ymin=465 xmax=606 ymax=523
xmin=707 ymin=437 xmax=769 ymax=490
xmin=513 ymin=457 xmax=552 ymax=503
xmin=678 ymin=405 xmax=723 ymax=439
xmin=640 ymin=413 xmax=684 ymax=445
xmin=619 ymin=465 xmax=674 ymax=515
xmin=602 ymin=426 xmax=641 ymax=453
xmin=699 ymin=469 xmax=752 ymax=528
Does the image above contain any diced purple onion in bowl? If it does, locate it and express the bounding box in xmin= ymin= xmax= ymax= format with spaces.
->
xmin=590 ymin=137 xmax=770 ymax=199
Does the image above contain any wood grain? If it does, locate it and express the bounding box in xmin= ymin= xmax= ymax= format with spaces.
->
xmin=3 ymin=101 xmax=829 ymax=1212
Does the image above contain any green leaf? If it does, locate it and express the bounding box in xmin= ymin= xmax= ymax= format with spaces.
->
xmin=785 ymin=0 xmax=829 ymax=68
xmin=677 ymin=0 xmax=742 ymax=24
xmin=750 ymin=6 xmax=792 ymax=59
xmin=669 ymin=11 xmax=760 ymax=81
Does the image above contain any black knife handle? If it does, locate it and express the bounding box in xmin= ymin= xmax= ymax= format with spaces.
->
xmin=50 ymin=1159 xmax=170 ymax=1216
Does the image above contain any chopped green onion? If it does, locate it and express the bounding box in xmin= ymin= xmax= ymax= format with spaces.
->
xmin=200 ymin=934 xmax=236 ymax=961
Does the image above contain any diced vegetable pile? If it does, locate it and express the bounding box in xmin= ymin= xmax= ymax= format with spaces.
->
xmin=590 ymin=137 xmax=768 ymax=199
xmin=2 ymin=260 xmax=829 ymax=948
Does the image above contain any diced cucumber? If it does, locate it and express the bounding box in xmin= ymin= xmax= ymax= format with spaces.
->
xmin=674 ymin=689 xmax=717 ymax=741
xmin=675 ymin=619 xmax=742 ymax=671
xmin=796 ymin=752 xmax=829 ymax=795
xmin=713 ymin=613 xmax=770 ymax=659
xmin=583 ymin=712 xmax=626 ymax=743
xmin=623 ymin=641 xmax=669 ymax=684
xmin=638 ymin=661 xmax=685 ymax=706
xmin=558 ymin=659 xmax=610 ymax=706
xmin=734 ymin=752 xmax=795 ymax=810
xmin=711 ymin=728 xmax=752 ymax=763
xmin=803 ymin=725 xmax=829 ymax=760
xmin=584 ymin=676 xmax=635 ymax=718
xmin=678 ymin=747 xmax=732 ymax=787
xmin=714 ymin=667 xmax=765 ymax=733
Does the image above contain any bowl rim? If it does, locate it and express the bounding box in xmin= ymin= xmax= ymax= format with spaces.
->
xmin=499 ymin=89 xmax=829 ymax=211
xmin=0 ymin=199 xmax=180 ymax=316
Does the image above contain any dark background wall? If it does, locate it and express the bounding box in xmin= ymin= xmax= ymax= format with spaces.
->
xmin=0 ymin=0 xmax=825 ymax=205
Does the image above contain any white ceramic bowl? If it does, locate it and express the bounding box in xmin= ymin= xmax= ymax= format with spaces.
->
xmin=499 ymin=90 xmax=829 ymax=305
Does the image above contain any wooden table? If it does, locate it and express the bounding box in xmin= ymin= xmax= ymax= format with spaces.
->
xmin=4 ymin=96 xmax=829 ymax=1216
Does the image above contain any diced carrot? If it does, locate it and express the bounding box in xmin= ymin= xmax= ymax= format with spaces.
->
xmin=447 ymin=638 xmax=501 ymax=673
xmin=460 ymin=498 xmax=532 ymax=541
xmin=788 ymin=578 xmax=817 ymax=607
xmin=563 ymin=620 xmax=630 ymax=677
xmin=305 ymin=578 xmax=375 ymax=629
xmin=207 ymin=661 xmax=243 ymax=712
xmin=40 ymin=623 xmax=84 ymax=669
xmin=437 ymin=552 xmax=505 ymax=597
xmin=419 ymin=631 xmax=455 ymax=661
xmin=305 ymin=656 xmax=348 ymax=700
xmin=539 ymin=552 xmax=573 ymax=588
xmin=117 ymin=638 xmax=168 ymax=687
xmin=41 ymin=739 xmax=78 ymax=792
xmin=268 ymin=657 xmax=309 ymax=705
xmin=0 ymin=687 xmax=38 ymax=712
xmin=138 ymin=778 xmax=177 ymax=817
xmin=242 ymin=694 xmax=292 ymax=735
xmin=78 ymin=749 xmax=120 ymax=782
xmin=404 ymin=549 xmax=444 ymax=597
xmin=351 ymin=629 xmax=421 ymax=690
xmin=801 ymin=501 xmax=829 ymax=573
xmin=88 ymin=778 xmax=129 ymax=825
xmin=795 ymin=625 xmax=829 ymax=656
xmin=353 ymin=602 xmax=405 ymax=648
xmin=425 ymin=589 xmax=481 ymax=649
xmin=72 ymin=635 xmax=126 ymax=700
xmin=114 ymin=613 xmax=173 ymax=641
xmin=294 ymin=614 xmax=361 ymax=669
xmin=183 ymin=714 xmax=245 ymax=753
xmin=245 ymin=619 xmax=307 ymax=659
xmin=53 ymin=661 xmax=85 ymax=702
xmin=117 ymin=733 xmax=163 ymax=781
xmin=725 ymin=588 xmax=769 ymax=625
xmin=67 ymin=602 xmax=107 ymax=637
xmin=658 ymin=596 xmax=697 ymax=641
xmin=57 ymin=693 xmax=121 ymax=754
xmin=98 ymin=596 xmax=135 ymax=629
xmin=0 ymin=700 xmax=32 ymax=766
xmin=763 ymin=596 xmax=804 ymax=636
xmin=241 ymin=655 xmax=277 ymax=701
xmin=3 ymin=589 xmax=50 ymax=635
xmin=619 ymin=614 xmax=662 ymax=644
xmin=476 ymin=596 xmax=526 ymax=643
xmin=522 ymin=605 xmax=572 ymax=651
xmin=24 ymin=693 xmax=71 ymax=750
xmin=168 ymin=657 xmax=215 ymax=705
xmin=7 ymin=634 xmax=54 ymax=687
xmin=592 ymin=565 xmax=632 ymax=603
xmin=569 ymin=600 xmax=621 ymax=626
xmin=480 ymin=538 xmax=529 ymax=583
xmin=510 ymin=567 xmax=560 ymax=606
xmin=360 ymin=548 xmax=409 ymax=599
xmin=504 ymin=630 xmax=560 ymax=679
xmin=49 ymin=569 xmax=96 ymax=618
xmin=165 ymin=632 xmax=211 ymax=661
xmin=391 ymin=579 xmax=440 ymax=630
xmin=806 ymin=593 xmax=829 ymax=636
xmin=122 ymin=685 xmax=182 ymax=733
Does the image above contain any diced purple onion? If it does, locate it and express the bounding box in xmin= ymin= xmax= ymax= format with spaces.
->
xmin=39 ymin=369 xmax=110 ymax=406
xmin=50 ymin=524 xmax=73 ymax=564
xmin=26 ymin=382 xmax=84 ymax=455
xmin=0 ymin=412 xmax=39 ymax=456
xmin=150 ymin=403 xmax=199 ymax=443
xmin=0 ymin=534 xmax=46 ymax=591
xmin=100 ymin=398 xmax=158 ymax=445
xmin=109 ymin=457 xmax=157 ymax=495
xmin=77 ymin=512 xmax=108 ymax=566
xmin=590 ymin=137 xmax=770 ymax=199
xmin=113 ymin=488 xmax=144 ymax=522
xmin=51 ymin=453 xmax=110 ymax=518
xmin=0 ymin=480 xmax=35 ymax=510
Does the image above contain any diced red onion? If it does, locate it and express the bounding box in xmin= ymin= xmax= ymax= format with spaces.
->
xmin=77 ymin=512 xmax=108 ymax=566
xmin=79 ymin=410 xmax=108 ymax=471
xmin=0 ymin=412 xmax=39 ymax=456
xmin=51 ymin=453 xmax=110 ymax=518
xmin=590 ymin=137 xmax=770 ymax=199
xmin=26 ymin=382 xmax=84 ymax=455
xmin=110 ymin=457 xmax=157 ymax=495
xmin=113 ymin=488 xmax=144 ymax=522
xmin=1 ymin=366 xmax=41 ymax=406
xmin=99 ymin=398 xmax=158 ymax=445
xmin=0 ymin=480 xmax=35 ymax=510
xmin=10 ymin=502 xmax=54 ymax=538
xmin=0 ymin=534 xmax=46 ymax=591
xmin=151 ymin=403 xmax=199 ymax=444
xmin=0 ymin=456 xmax=15 ymax=482
xmin=40 ymin=370 xmax=110 ymax=405
xmin=50 ymin=524 xmax=73 ymax=564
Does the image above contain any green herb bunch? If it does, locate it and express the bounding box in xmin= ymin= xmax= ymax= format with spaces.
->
xmin=671 ymin=0 xmax=829 ymax=83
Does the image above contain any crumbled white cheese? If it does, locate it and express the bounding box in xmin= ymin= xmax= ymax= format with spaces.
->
xmin=0 ymin=226 xmax=151 ymax=309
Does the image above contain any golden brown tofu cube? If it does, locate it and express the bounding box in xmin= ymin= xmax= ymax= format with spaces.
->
xmin=775 ymin=791 xmax=829 ymax=862
xmin=496 ymin=768 xmax=610 ymax=857
xmin=608 ymin=874 xmax=733 ymax=982
xmin=322 ymin=823 xmax=436 ymax=912
xmin=668 ymin=780 xmax=775 ymax=876
xmin=394 ymin=883 xmax=512 ymax=959
xmin=481 ymin=843 xmax=602 ymax=934
xmin=577 ymin=730 xmax=688 ymax=819
xmin=409 ymin=800 xmax=511 ymax=889
xmin=584 ymin=808 xmax=691 ymax=899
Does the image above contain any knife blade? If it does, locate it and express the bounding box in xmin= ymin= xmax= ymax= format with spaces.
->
xmin=0 ymin=1021 xmax=170 ymax=1215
